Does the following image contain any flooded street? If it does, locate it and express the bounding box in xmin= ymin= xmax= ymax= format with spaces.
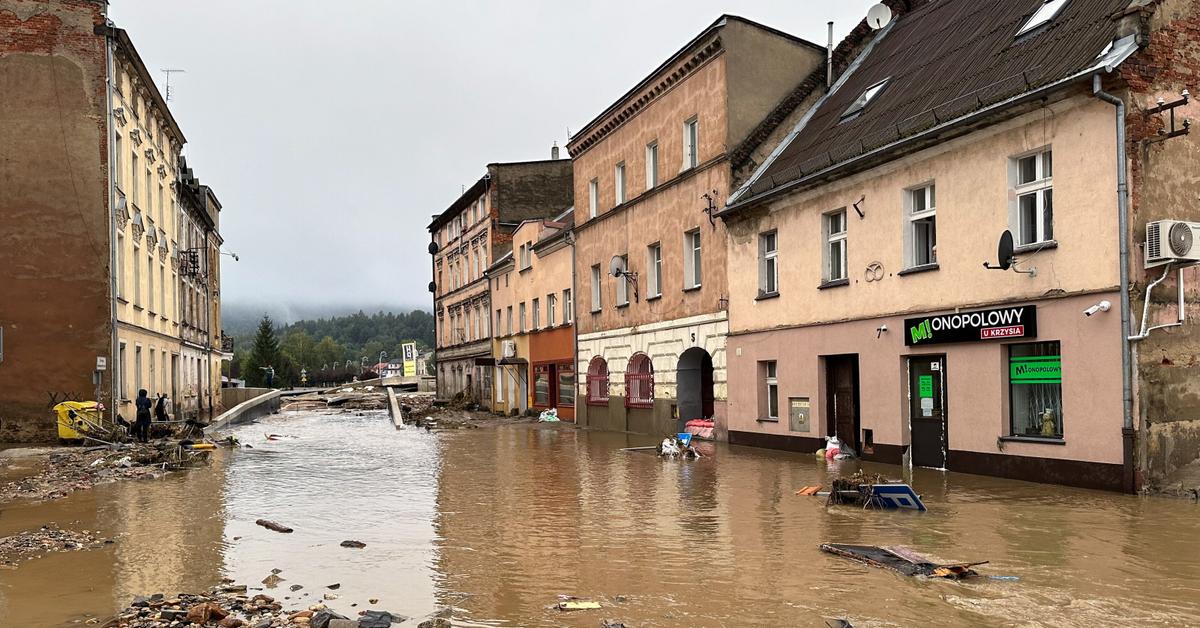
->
xmin=1 ymin=410 xmax=1198 ymax=627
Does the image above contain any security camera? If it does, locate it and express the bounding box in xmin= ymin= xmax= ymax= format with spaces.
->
xmin=1084 ymin=300 xmax=1111 ymax=317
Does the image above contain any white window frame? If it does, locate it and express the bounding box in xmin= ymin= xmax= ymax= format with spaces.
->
xmin=682 ymin=117 xmax=699 ymax=170
xmin=590 ymin=265 xmax=602 ymax=312
xmin=615 ymin=255 xmax=629 ymax=306
xmin=759 ymin=231 xmax=778 ymax=295
xmin=824 ymin=210 xmax=848 ymax=283
xmin=116 ymin=234 xmax=125 ymax=298
xmin=905 ymin=183 xmax=937 ymax=268
xmin=118 ymin=342 xmax=128 ymax=400
xmin=1017 ymin=0 xmax=1068 ymax=36
xmin=532 ymin=298 xmax=540 ymax=330
xmin=588 ymin=178 xmax=599 ymax=219
xmin=133 ymin=243 xmax=141 ymax=305
xmin=564 ymin=288 xmax=573 ymax=324
xmin=519 ymin=302 xmax=526 ymax=333
xmin=683 ymin=229 xmax=702 ymax=289
xmin=647 ymin=243 xmax=662 ymax=298
xmin=506 ymin=305 xmax=513 ymax=335
xmin=645 ymin=141 xmax=659 ymax=189
xmin=765 ymin=361 xmax=779 ymax=420
xmin=547 ymin=294 xmax=557 ymax=326
xmin=1012 ymin=148 xmax=1054 ymax=246
xmin=614 ymin=162 xmax=626 ymax=205
xmin=842 ymin=79 xmax=889 ymax=120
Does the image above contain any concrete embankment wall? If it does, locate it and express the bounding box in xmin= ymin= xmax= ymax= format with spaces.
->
xmin=386 ymin=387 xmax=403 ymax=429
xmin=206 ymin=390 xmax=281 ymax=434
xmin=222 ymin=388 xmax=274 ymax=408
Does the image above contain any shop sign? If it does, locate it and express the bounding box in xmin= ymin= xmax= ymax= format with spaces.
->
xmin=1010 ymin=355 xmax=1061 ymax=384
xmin=904 ymin=305 xmax=1037 ymax=346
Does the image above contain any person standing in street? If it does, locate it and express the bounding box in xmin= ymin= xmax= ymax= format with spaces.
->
xmin=154 ymin=393 xmax=169 ymax=424
xmin=134 ymin=389 xmax=152 ymax=443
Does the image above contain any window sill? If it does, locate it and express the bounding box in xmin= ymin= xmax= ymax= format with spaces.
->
xmin=682 ymin=285 xmax=702 ymax=293
xmin=1013 ymin=240 xmax=1058 ymax=254
xmin=590 ymin=308 xmax=601 ymax=315
xmin=133 ymin=305 xmax=144 ymax=311
xmin=757 ymin=417 xmax=779 ymax=423
xmin=646 ymin=293 xmax=662 ymax=302
xmin=817 ymin=279 xmax=849 ymax=290
xmin=117 ymin=297 xmax=129 ymax=304
xmin=898 ymin=263 xmax=939 ymax=276
xmin=999 ymin=435 xmax=1065 ymax=445
xmin=615 ymin=303 xmax=630 ymax=310
xmin=518 ymin=266 xmax=532 ymax=274
xmin=755 ymin=291 xmax=780 ymax=301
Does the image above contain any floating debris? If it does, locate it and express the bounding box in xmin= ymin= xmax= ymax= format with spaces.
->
xmin=255 ymin=519 xmax=294 ymax=534
xmin=820 ymin=543 xmax=986 ymax=579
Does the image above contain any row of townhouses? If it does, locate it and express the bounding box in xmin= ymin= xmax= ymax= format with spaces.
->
xmin=431 ymin=0 xmax=1200 ymax=493
xmin=0 ymin=0 xmax=229 ymax=440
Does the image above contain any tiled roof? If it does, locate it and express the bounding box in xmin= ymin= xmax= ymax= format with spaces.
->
xmin=733 ymin=0 xmax=1133 ymax=205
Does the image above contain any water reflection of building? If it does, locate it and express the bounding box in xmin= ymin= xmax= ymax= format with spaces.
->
xmin=100 ymin=453 xmax=228 ymax=608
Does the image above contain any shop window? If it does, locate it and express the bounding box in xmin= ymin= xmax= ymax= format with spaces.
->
xmin=533 ymin=364 xmax=551 ymax=407
xmin=625 ymin=352 xmax=654 ymax=408
xmin=1009 ymin=341 xmax=1063 ymax=438
xmin=558 ymin=362 xmax=575 ymax=407
xmin=586 ymin=356 xmax=609 ymax=405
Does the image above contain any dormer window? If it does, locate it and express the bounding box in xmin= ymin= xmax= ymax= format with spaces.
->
xmin=1017 ymin=0 xmax=1068 ymax=37
xmin=841 ymin=79 xmax=889 ymax=121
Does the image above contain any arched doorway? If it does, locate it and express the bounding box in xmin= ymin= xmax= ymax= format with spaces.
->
xmin=677 ymin=347 xmax=714 ymax=426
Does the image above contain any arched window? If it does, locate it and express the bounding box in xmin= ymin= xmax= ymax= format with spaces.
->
xmin=625 ymin=353 xmax=654 ymax=408
xmin=586 ymin=356 xmax=609 ymax=405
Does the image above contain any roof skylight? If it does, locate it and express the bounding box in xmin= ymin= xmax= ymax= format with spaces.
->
xmin=1017 ymin=0 xmax=1068 ymax=37
xmin=841 ymin=78 xmax=890 ymax=121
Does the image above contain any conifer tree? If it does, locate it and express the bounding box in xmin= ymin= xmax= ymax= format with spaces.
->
xmin=245 ymin=315 xmax=281 ymax=387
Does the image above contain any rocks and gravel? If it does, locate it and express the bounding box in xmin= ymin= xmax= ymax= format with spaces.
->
xmin=99 ymin=583 xmax=439 ymax=627
xmin=0 ymin=441 xmax=210 ymax=503
xmin=0 ymin=524 xmax=112 ymax=568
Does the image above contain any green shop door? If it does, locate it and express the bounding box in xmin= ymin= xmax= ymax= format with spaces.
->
xmin=908 ymin=356 xmax=947 ymax=469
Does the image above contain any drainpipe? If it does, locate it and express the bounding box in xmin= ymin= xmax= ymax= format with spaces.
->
xmin=1093 ymin=73 xmax=1136 ymax=493
xmin=103 ymin=13 xmax=120 ymax=424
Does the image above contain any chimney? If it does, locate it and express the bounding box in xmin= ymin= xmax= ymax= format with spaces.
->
xmin=551 ymin=142 xmax=560 ymax=160
xmin=827 ymin=21 xmax=834 ymax=88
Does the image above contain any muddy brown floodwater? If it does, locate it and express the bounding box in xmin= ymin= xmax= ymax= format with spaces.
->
xmin=1 ymin=409 xmax=1198 ymax=627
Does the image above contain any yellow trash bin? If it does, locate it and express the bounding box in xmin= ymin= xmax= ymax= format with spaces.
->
xmin=54 ymin=401 xmax=105 ymax=441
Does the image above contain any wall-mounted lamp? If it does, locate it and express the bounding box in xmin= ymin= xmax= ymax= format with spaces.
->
xmin=852 ymin=195 xmax=866 ymax=219
xmin=876 ymin=324 xmax=888 ymax=339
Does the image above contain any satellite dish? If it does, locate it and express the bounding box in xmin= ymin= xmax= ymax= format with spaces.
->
xmin=609 ymin=255 xmax=626 ymax=277
xmin=983 ymin=230 xmax=1016 ymax=271
xmin=997 ymin=230 xmax=1014 ymax=270
xmin=867 ymin=3 xmax=893 ymax=30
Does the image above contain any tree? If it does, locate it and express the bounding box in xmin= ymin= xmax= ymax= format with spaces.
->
xmin=245 ymin=315 xmax=281 ymax=388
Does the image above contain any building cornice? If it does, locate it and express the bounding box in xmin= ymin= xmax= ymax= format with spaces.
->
xmin=568 ymin=39 xmax=724 ymax=158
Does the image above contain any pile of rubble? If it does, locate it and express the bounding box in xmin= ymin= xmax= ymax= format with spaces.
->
xmin=100 ymin=583 xmax=452 ymax=627
xmin=0 ymin=441 xmax=210 ymax=502
xmin=0 ymin=524 xmax=111 ymax=568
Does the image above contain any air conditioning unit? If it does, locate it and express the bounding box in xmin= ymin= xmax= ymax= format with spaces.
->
xmin=501 ymin=340 xmax=517 ymax=358
xmin=1145 ymin=220 xmax=1200 ymax=268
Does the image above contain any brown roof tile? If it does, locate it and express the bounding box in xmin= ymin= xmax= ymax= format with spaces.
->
xmin=738 ymin=0 xmax=1131 ymax=202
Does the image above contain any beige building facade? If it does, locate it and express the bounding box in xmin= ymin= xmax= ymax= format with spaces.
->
xmin=428 ymin=159 xmax=573 ymax=402
xmin=718 ymin=0 xmax=1200 ymax=492
xmin=486 ymin=213 xmax=576 ymax=419
xmin=570 ymin=15 xmax=825 ymax=437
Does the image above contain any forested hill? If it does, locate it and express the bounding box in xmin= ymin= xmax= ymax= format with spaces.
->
xmin=230 ymin=309 xmax=435 ymax=381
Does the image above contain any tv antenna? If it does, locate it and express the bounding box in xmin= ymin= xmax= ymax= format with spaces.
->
xmin=983 ymin=230 xmax=1036 ymax=277
xmin=866 ymin=3 xmax=894 ymax=30
xmin=162 ymin=68 xmax=186 ymax=101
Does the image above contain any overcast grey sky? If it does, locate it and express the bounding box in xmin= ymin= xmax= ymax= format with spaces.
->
xmin=110 ymin=1 xmax=877 ymax=312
